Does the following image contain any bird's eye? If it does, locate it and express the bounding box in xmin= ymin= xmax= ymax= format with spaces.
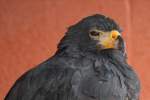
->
xmin=89 ymin=31 xmax=99 ymax=36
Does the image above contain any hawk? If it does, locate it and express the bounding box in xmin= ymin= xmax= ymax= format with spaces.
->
xmin=5 ymin=14 xmax=140 ymax=100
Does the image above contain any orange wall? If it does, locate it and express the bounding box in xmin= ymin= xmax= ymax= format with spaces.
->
xmin=0 ymin=0 xmax=149 ymax=99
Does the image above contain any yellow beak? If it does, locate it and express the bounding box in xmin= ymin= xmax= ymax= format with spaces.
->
xmin=111 ymin=30 xmax=120 ymax=40
xmin=101 ymin=30 xmax=120 ymax=49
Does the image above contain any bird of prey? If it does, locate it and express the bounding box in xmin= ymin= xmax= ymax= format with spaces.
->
xmin=5 ymin=14 xmax=140 ymax=100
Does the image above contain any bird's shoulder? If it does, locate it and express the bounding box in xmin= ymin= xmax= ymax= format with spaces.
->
xmin=5 ymin=56 xmax=77 ymax=100
xmin=17 ymin=56 xmax=77 ymax=86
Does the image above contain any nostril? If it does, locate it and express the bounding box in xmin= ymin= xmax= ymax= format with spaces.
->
xmin=112 ymin=34 xmax=117 ymax=39
xmin=111 ymin=33 xmax=118 ymax=40
xmin=111 ymin=30 xmax=120 ymax=40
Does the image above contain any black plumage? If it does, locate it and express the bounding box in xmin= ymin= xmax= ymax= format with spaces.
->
xmin=5 ymin=14 xmax=140 ymax=100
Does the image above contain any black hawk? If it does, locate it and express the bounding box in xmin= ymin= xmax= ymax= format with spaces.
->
xmin=5 ymin=14 xmax=140 ymax=100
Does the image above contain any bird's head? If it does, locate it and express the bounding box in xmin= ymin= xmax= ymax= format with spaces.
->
xmin=58 ymin=14 xmax=126 ymax=55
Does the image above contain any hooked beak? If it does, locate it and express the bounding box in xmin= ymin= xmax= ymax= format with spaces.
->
xmin=100 ymin=30 xmax=121 ymax=49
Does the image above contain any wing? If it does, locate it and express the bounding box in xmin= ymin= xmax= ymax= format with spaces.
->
xmin=5 ymin=58 xmax=75 ymax=100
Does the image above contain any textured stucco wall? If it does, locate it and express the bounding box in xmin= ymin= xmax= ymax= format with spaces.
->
xmin=0 ymin=0 xmax=149 ymax=99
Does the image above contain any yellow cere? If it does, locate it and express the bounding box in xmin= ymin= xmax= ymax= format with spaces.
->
xmin=101 ymin=30 xmax=120 ymax=49
xmin=110 ymin=30 xmax=120 ymax=40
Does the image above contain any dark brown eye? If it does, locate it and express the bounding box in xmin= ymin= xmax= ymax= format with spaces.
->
xmin=90 ymin=31 xmax=99 ymax=36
